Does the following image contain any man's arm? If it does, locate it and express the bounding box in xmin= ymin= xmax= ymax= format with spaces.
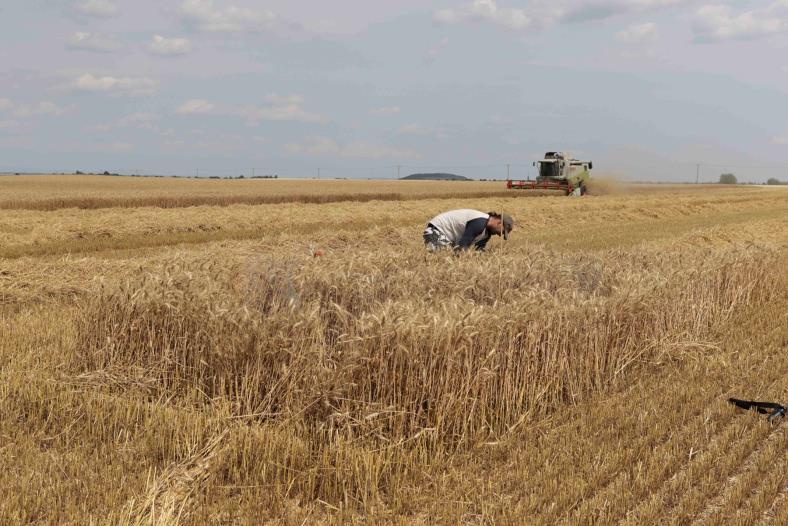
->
xmin=474 ymin=235 xmax=491 ymax=251
xmin=456 ymin=217 xmax=488 ymax=251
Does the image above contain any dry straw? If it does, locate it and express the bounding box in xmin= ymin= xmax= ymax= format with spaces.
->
xmin=2 ymin=179 xmax=785 ymax=521
xmin=70 ymin=240 xmax=780 ymax=506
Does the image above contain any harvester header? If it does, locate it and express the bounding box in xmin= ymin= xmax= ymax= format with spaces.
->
xmin=507 ymin=151 xmax=592 ymax=196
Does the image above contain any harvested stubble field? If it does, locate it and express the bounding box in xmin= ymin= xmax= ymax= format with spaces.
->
xmin=0 ymin=175 xmax=786 ymax=525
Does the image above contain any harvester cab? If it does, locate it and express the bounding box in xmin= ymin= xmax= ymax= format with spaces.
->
xmin=507 ymin=152 xmax=593 ymax=196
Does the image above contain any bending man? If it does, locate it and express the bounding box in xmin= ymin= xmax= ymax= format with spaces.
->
xmin=423 ymin=209 xmax=514 ymax=252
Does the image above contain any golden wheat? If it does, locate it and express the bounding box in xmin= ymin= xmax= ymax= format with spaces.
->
xmin=0 ymin=179 xmax=785 ymax=524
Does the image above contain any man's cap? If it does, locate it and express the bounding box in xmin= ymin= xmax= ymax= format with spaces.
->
xmin=502 ymin=213 xmax=514 ymax=240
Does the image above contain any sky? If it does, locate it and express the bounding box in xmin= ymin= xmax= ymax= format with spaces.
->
xmin=2 ymin=0 xmax=788 ymax=181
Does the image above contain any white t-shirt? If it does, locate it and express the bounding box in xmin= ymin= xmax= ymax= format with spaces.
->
xmin=427 ymin=209 xmax=490 ymax=246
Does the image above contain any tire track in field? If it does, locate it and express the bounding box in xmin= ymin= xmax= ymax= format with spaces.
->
xmin=560 ymin=303 xmax=787 ymax=525
xmin=688 ymin=432 xmax=786 ymax=526
xmin=758 ymin=483 xmax=788 ymax=525
xmin=612 ymin=315 xmax=787 ymax=526
xmin=598 ymin=394 xmax=767 ymax=525
xmin=597 ymin=415 xmax=753 ymax=525
xmin=565 ymin=330 xmax=780 ymax=518
xmin=687 ymin=375 xmax=787 ymax=525
xmin=468 ymin=300 xmax=788 ymax=526
xmin=567 ymin=317 xmax=787 ymax=525
xmin=496 ymin=361 xmax=733 ymax=525
xmin=721 ymin=427 xmax=787 ymax=526
xmin=562 ymin=388 xmax=737 ymax=524
xmin=512 ymin=370 xmax=718 ymax=523
xmin=616 ymin=376 xmax=785 ymax=525
xmin=647 ymin=411 xmax=776 ymax=526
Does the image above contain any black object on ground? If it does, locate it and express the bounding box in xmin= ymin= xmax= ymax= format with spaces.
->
xmin=728 ymin=398 xmax=786 ymax=422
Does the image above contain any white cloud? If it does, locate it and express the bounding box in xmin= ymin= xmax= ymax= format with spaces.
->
xmin=95 ymin=112 xmax=175 ymax=137
xmin=163 ymin=138 xmax=187 ymax=149
xmin=342 ymin=141 xmax=422 ymax=159
xmin=118 ymin=112 xmax=158 ymax=125
xmin=264 ymin=93 xmax=304 ymax=105
xmin=397 ymin=123 xmax=430 ymax=135
xmin=72 ymin=73 xmax=158 ymax=96
xmin=559 ymin=0 xmax=686 ymax=24
xmin=195 ymin=134 xmax=247 ymax=153
xmin=772 ymin=135 xmax=788 ymax=145
xmin=175 ymin=93 xmax=326 ymax=126
xmin=176 ymin=99 xmax=215 ymax=114
xmin=616 ymin=22 xmax=658 ymax=43
xmin=74 ymin=0 xmax=119 ymax=18
xmin=434 ymin=0 xmax=534 ymax=30
xmin=245 ymin=105 xmax=324 ymax=124
xmin=427 ymin=37 xmax=450 ymax=61
xmin=285 ymin=136 xmax=421 ymax=159
xmin=95 ymin=112 xmax=161 ymax=133
xmin=173 ymin=95 xmax=322 ymax=124
xmin=67 ymin=32 xmax=121 ymax=52
xmin=148 ymin=35 xmax=192 ymax=56
xmin=178 ymin=0 xmax=280 ymax=33
xmin=37 ymin=101 xmax=66 ymax=115
xmin=285 ymin=136 xmax=338 ymax=156
xmin=97 ymin=141 xmax=134 ymax=152
xmin=434 ymin=0 xmax=688 ymax=30
xmin=118 ymin=112 xmax=160 ymax=129
xmin=243 ymin=95 xmax=324 ymax=125
xmin=371 ymin=106 xmax=400 ymax=115
xmin=0 ymin=98 xmax=68 ymax=118
xmin=395 ymin=123 xmax=450 ymax=140
xmin=0 ymin=120 xmax=19 ymax=130
xmin=12 ymin=101 xmax=68 ymax=118
xmin=693 ymin=4 xmax=785 ymax=42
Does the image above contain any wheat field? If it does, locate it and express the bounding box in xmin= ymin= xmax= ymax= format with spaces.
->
xmin=0 ymin=175 xmax=786 ymax=525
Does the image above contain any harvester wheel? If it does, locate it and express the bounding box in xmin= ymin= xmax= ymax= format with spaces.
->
xmin=580 ymin=183 xmax=588 ymax=196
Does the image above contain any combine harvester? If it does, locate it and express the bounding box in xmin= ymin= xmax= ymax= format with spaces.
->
xmin=507 ymin=152 xmax=592 ymax=196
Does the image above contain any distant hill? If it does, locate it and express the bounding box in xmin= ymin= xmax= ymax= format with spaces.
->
xmin=401 ymin=173 xmax=470 ymax=181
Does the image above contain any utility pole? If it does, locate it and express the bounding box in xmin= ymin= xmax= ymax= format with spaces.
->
xmin=195 ymin=168 xmax=199 ymax=178
xmin=317 ymin=167 xmax=320 ymax=179
xmin=696 ymin=163 xmax=700 ymax=184
xmin=397 ymin=165 xmax=402 ymax=179
xmin=252 ymin=168 xmax=255 ymax=178
xmin=507 ymin=163 xmax=511 ymax=180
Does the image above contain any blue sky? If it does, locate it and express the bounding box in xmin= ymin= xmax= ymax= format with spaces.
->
xmin=1 ymin=0 xmax=788 ymax=181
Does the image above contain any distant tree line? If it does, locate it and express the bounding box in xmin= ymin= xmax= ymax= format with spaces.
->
xmin=718 ymin=173 xmax=737 ymax=184
xmin=718 ymin=173 xmax=786 ymax=185
xmin=73 ymin=170 xmax=279 ymax=180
